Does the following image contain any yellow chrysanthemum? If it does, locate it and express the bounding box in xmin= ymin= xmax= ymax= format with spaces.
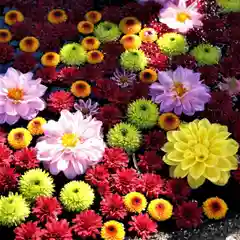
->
xmin=27 ymin=117 xmax=47 ymax=136
xmin=148 ymin=198 xmax=173 ymax=221
xmin=85 ymin=11 xmax=102 ymax=24
xmin=101 ymin=220 xmax=125 ymax=240
xmin=8 ymin=128 xmax=32 ymax=150
xmin=139 ymin=28 xmax=158 ymax=43
xmin=139 ymin=68 xmax=158 ymax=84
xmin=41 ymin=52 xmax=60 ymax=67
xmin=77 ymin=21 xmax=94 ymax=35
xmin=71 ymin=80 xmax=91 ymax=98
xmin=158 ymin=113 xmax=180 ymax=131
xmin=0 ymin=29 xmax=12 ymax=43
xmin=119 ymin=17 xmax=142 ymax=35
xmin=203 ymin=197 xmax=228 ymax=220
xmin=162 ymin=118 xmax=239 ymax=189
xmin=124 ymin=192 xmax=147 ymax=213
xmin=81 ymin=36 xmax=100 ymax=50
xmin=19 ymin=36 xmax=40 ymax=53
xmin=4 ymin=10 xmax=24 ymax=26
xmin=87 ymin=50 xmax=104 ymax=64
xmin=47 ymin=9 xmax=68 ymax=24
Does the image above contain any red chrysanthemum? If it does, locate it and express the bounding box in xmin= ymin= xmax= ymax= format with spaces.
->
xmin=232 ymin=166 xmax=240 ymax=184
xmin=130 ymin=82 xmax=149 ymax=101
xmin=0 ymin=166 xmax=19 ymax=192
xmin=10 ymin=20 xmax=33 ymax=40
xmin=85 ymin=165 xmax=110 ymax=186
xmin=96 ymin=181 xmax=112 ymax=197
xmin=143 ymin=130 xmax=166 ymax=151
xmin=220 ymin=56 xmax=240 ymax=77
xmin=172 ymin=54 xmax=196 ymax=69
xmin=128 ymin=214 xmax=157 ymax=240
xmin=42 ymin=220 xmax=72 ymax=240
xmin=107 ymin=87 xmax=131 ymax=105
xmin=102 ymin=148 xmax=129 ymax=172
xmin=13 ymin=53 xmax=37 ymax=73
xmin=14 ymin=221 xmax=43 ymax=240
xmin=111 ymin=168 xmax=139 ymax=195
xmin=198 ymin=65 xmax=219 ymax=86
xmin=101 ymin=6 xmax=124 ymax=23
xmin=148 ymin=20 xmax=171 ymax=35
xmin=0 ymin=44 xmax=14 ymax=63
xmin=32 ymin=196 xmax=62 ymax=223
xmin=35 ymin=67 xmax=58 ymax=85
xmin=0 ymin=144 xmax=13 ymax=167
xmin=0 ymin=128 xmax=7 ymax=144
xmin=55 ymin=23 xmax=79 ymax=41
xmin=102 ymin=41 xmax=125 ymax=57
xmin=175 ymin=202 xmax=203 ymax=229
xmin=100 ymin=193 xmax=127 ymax=220
xmin=76 ymin=64 xmax=104 ymax=82
xmin=57 ymin=67 xmax=82 ymax=86
xmin=138 ymin=151 xmax=163 ymax=173
xmin=47 ymin=91 xmax=75 ymax=113
xmin=72 ymin=210 xmax=102 ymax=239
xmin=13 ymin=148 xmax=39 ymax=170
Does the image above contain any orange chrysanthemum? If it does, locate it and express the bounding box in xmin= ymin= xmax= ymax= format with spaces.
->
xmin=81 ymin=36 xmax=100 ymax=50
xmin=41 ymin=52 xmax=60 ymax=67
xmin=85 ymin=11 xmax=102 ymax=24
xmin=0 ymin=29 xmax=12 ymax=43
xmin=158 ymin=112 xmax=180 ymax=131
xmin=19 ymin=36 xmax=40 ymax=53
xmin=47 ymin=9 xmax=68 ymax=24
xmin=4 ymin=10 xmax=24 ymax=25
xmin=119 ymin=17 xmax=142 ymax=35
xmin=77 ymin=21 xmax=94 ymax=35
xmin=87 ymin=50 xmax=104 ymax=64
xmin=70 ymin=80 xmax=91 ymax=98
xmin=139 ymin=69 xmax=158 ymax=84
xmin=120 ymin=34 xmax=141 ymax=50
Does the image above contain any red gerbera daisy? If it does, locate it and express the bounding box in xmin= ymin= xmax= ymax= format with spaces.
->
xmin=85 ymin=165 xmax=109 ymax=186
xmin=143 ymin=130 xmax=166 ymax=151
xmin=0 ymin=144 xmax=13 ymax=167
xmin=57 ymin=67 xmax=82 ymax=86
xmin=0 ymin=128 xmax=7 ymax=144
xmin=35 ymin=67 xmax=58 ymax=85
xmin=13 ymin=53 xmax=37 ymax=73
xmin=100 ymin=194 xmax=127 ymax=220
xmin=0 ymin=43 xmax=14 ymax=63
xmin=0 ymin=166 xmax=19 ymax=192
xmin=32 ymin=196 xmax=62 ymax=223
xmin=175 ymin=202 xmax=203 ymax=229
xmin=128 ymin=214 xmax=157 ymax=240
xmin=72 ymin=210 xmax=102 ymax=239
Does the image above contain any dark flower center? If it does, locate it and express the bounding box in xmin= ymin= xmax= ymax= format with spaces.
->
xmin=204 ymin=48 xmax=210 ymax=53
xmin=53 ymin=10 xmax=63 ymax=17
xmin=47 ymin=54 xmax=54 ymax=60
xmin=125 ymin=36 xmax=134 ymax=42
xmin=146 ymin=30 xmax=153 ymax=35
xmin=91 ymin=51 xmax=100 ymax=59
xmin=25 ymin=39 xmax=33 ymax=46
xmin=14 ymin=132 xmax=24 ymax=140
xmin=81 ymin=107 xmax=90 ymax=115
xmin=120 ymin=128 xmax=128 ymax=136
xmin=132 ymin=197 xmax=141 ymax=205
xmin=140 ymin=104 xmax=147 ymax=111
xmin=8 ymin=13 xmax=17 ymax=20
xmin=76 ymin=83 xmax=86 ymax=90
xmin=83 ymin=23 xmax=91 ymax=29
xmin=33 ymin=120 xmax=41 ymax=126
xmin=165 ymin=116 xmax=175 ymax=124
xmin=131 ymin=52 xmax=138 ymax=56
xmin=89 ymin=12 xmax=97 ymax=19
xmin=104 ymin=25 xmax=112 ymax=31
xmin=108 ymin=226 xmax=116 ymax=232
xmin=143 ymin=72 xmax=152 ymax=79
xmin=86 ymin=38 xmax=95 ymax=44
xmin=34 ymin=180 xmax=40 ymax=185
xmin=211 ymin=201 xmax=221 ymax=212
xmin=170 ymin=37 xmax=175 ymax=41
xmin=0 ymin=32 xmax=8 ymax=38
xmin=72 ymin=46 xmax=76 ymax=50
xmin=125 ymin=19 xmax=135 ymax=26
xmin=73 ymin=188 xmax=79 ymax=193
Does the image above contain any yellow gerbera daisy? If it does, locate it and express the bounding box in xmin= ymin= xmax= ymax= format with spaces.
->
xmin=87 ymin=50 xmax=104 ymax=64
xmin=77 ymin=21 xmax=94 ymax=35
xmin=148 ymin=198 xmax=173 ymax=221
xmin=0 ymin=29 xmax=12 ymax=43
xmin=71 ymin=80 xmax=91 ymax=98
xmin=85 ymin=11 xmax=102 ymax=24
xmin=81 ymin=36 xmax=100 ymax=50
xmin=101 ymin=220 xmax=125 ymax=240
xmin=47 ymin=9 xmax=68 ymax=24
xmin=139 ymin=28 xmax=158 ymax=43
xmin=203 ymin=197 xmax=228 ymax=220
xmin=139 ymin=68 xmax=158 ymax=84
xmin=124 ymin=192 xmax=147 ymax=213
xmin=41 ymin=52 xmax=60 ymax=67
xmin=19 ymin=36 xmax=40 ymax=53
xmin=119 ymin=17 xmax=142 ymax=35
xmin=4 ymin=10 xmax=24 ymax=26
xmin=158 ymin=113 xmax=180 ymax=131
xmin=8 ymin=128 xmax=32 ymax=149
xmin=27 ymin=117 xmax=47 ymax=136
xmin=120 ymin=34 xmax=142 ymax=50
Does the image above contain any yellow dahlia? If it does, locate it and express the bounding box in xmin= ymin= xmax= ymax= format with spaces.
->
xmin=71 ymin=80 xmax=91 ymax=98
xmin=87 ymin=50 xmax=104 ymax=64
xmin=4 ymin=10 xmax=24 ymax=25
xmin=203 ymin=197 xmax=228 ymax=220
xmin=8 ymin=128 xmax=32 ymax=149
xmin=162 ymin=118 xmax=239 ymax=189
xmin=47 ymin=9 xmax=68 ymax=24
xmin=0 ymin=29 xmax=12 ymax=43
xmin=27 ymin=117 xmax=47 ymax=136
xmin=85 ymin=11 xmax=102 ymax=24
xmin=81 ymin=36 xmax=100 ymax=50
xmin=158 ymin=113 xmax=180 ymax=131
xmin=101 ymin=220 xmax=125 ymax=240
xmin=148 ymin=198 xmax=173 ymax=221
xmin=139 ymin=68 xmax=158 ymax=84
xmin=77 ymin=21 xmax=94 ymax=35
xmin=19 ymin=36 xmax=40 ymax=53
xmin=124 ymin=192 xmax=147 ymax=213
xmin=41 ymin=52 xmax=60 ymax=67
xmin=120 ymin=34 xmax=142 ymax=50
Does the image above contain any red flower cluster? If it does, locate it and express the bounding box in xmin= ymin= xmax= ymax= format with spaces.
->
xmin=85 ymin=165 xmax=110 ymax=186
xmin=0 ymin=166 xmax=19 ymax=192
xmin=0 ymin=144 xmax=13 ymax=167
xmin=0 ymin=44 xmax=14 ymax=63
xmin=13 ymin=53 xmax=37 ymax=73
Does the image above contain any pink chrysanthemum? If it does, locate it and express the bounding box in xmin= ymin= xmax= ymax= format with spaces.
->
xmin=85 ymin=165 xmax=110 ymax=186
xmin=0 ymin=166 xmax=19 ymax=192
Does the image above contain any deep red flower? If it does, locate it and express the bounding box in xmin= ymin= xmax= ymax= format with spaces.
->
xmin=0 ymin=166 xmax=19 ymax=192
xmin=172 ymin=54 xmax=196 ymax=69
xmin=198 ymin=65 xmax=219 ymax=86
xmin=220 ymin=56 xmax=240 ymax=77
xmin=55 ymin=23 xmax=79 ymax=41
xmin=232 ymin=166 xmax=240 ymax=184
xmin=35 ymin=67 xmax=58 ymax=85
xmin=42 ymin=220 xmax=72 ymax=240
xmin=112 ymin=168 xmax=139 ymax=195
xmin=130 ymin=82 xmax=149 ymax=101
xmin=14 ymin=148 xmax=39 ymax=170
xmin=0 ymin=44 xmax=14 ymax=63
xmin=96 ymin=181 xmax=112 ymax=197
xmin=143 ymin=130 xmax=166 ymax=151
xmin=128 ymin=214 xmax=157 ymax=240
xmin=13 ymin=53 xmax=37 ymax=73
xmin=14 ymin=221 xmax=43 ymax=240
xmin=32 ymin=196 xmax=62 ymax=223
xmin=100 ymin=194 xmax=127 ymax=220
xmin=57 ymin=67 xmax=82 ymax=86
xmin=0 ymin=144 xmax=13 ymax=167
xmin=47 ymin=91 xmax=75 ymax=113
xmin=92 ymin=79 xmax=118 ymax=99
xmin=102 ymin=148 xmax=129 ymax=172
xmin=148 ymin=20 xmax=171 ymax=35
xmin=10 ymin=19 xmax=33 ymax=40
xmin=107 ymin=87 xmax=131 ymax=105
xmin=175 ymin=202 xmax=203 ymax=229
xmin=102 ymin=41 xmax=125 ymax=57
xmin=85 ymin=165 xmax=110 ymax=186
xmin=77 ymin=65 xmax=104 ymax=82
xmin=101 ymin=6 xmax=124 ymax=23
xmin=186 ymin=28 xmax=206 ymax=45
xmin=72 ymin=210 xmax=102 ymax=239
xmin=0 ymin=128 xmax=7 ymax=144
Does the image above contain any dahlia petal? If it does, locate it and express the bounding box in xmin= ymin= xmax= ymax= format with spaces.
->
xmin=43 ymin=120 xmax=63 ymax=137
xmin=174 ymin=142 xmax=188 ymax=152
xmin=49 ymin=162 xmax=61 ymax=175
xmin=174 ymin=105 xmax=183 ymax=115
xmin=5 ymin=114 xmax=20 ymax=125
xmin=226 ymin=156 xmax=238 ymax=170
xmin=161 ymin=142 xmax=174 ymax=153
xmin=222 ymin=140 xmax=239 ymax=156
xmin=187 ymin=175 xmax=205 ymax=189
xmin=158 ymin=72 xmax=173 ymax=88
xmin=189 ymin=162 xmax=205 ymax=179
xmin=0 ymin=114 xmax=6 ymax=124
xmin=63 ymin=162 xmax=77 ymax=179
xmin=56 ymin=158 xmax=69 ymax=171
xmin=16 ymin=103 xmax=29 ymax=117
xmin=168 ymin=150 xmax=183 ymax=162
xmin=204 ymin=154 xmax=218 ymax=167
xmin=5 ymin=101 xmax=17 ymax=116
xmin=28 ymin=99 xmax=46 ymax=111
xmin=204 ymin=167 xmax=221 ymax=183
xmin=163 ymin=155 xmax=178 ymax=166
xmin=59 ymin=110 xmax=75 ymax=132
xmin=173 ymin=164 xmax=188 ymax=178
xmin=215 ymin=171 xmax=230 ymax=186
xmin=181 ymin=157 xmax=196 ymax=170
xmin=217 ymin=158 xmax=232 ymax=171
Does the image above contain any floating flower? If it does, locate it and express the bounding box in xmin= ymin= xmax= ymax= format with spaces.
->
xmin=203 ymin=197 xmax=228 ymax=220
xmin=0 ymin=43 xmax=14 ymax=63
xmin=19 ymin=36 xmax=40 ymax=53
xmin=101 ymin=220 xmax=125 ymax=240
xmin=60 ymin=181 xmax=94 ymax=212
xmin=4 ymin=10 xmax=24 ymax=26
xmin=138 ymin=151 xmax=163 ymax=172
xmin=74 ymin=99 xmax=99 ymax=116
xmin=36 ymin=110 xmax=105 ymax=179
xmin=0 ymin=167 xmax=19 ymax=193
xmin=159 ymin=0 xmax=203 ymax=33
xmin=218 ymin=77 xmax=240 ymax=96
xmin=27 ymin=117 xmax=47 ymax=136
xmin=0 ymin=29 xmax=12 ymax=43
xmin=120 ymin=34 xmax=142 ymax=50
xmin=216 ymin=0 xmax=240 ymax=12
xmin=47 ymin=9 xmax=68 ymax=24
xmin=8 ymin=128 xmax=32 ymax=149
xmin=87 ymin=50 xmax=104 ymax=64
xmin=119 ymin=17 xmax=142 ymax=34
xmin=111 ymin=68 xmax=136 ymax=88
xmin=71 ymin=80 xmax=91 ymax=98
xmin=81 ymin=36 xmax=100 ymax=50
xmin=158 ymin=113 xmax=180 ymax=131
xmin=124 ymin=192 xmax=147 ymax=213
xmin=148 ymin=198 xmax=173 ymax=221
xmin=77 ymin=21 xmax=94 ymax=34
xmin=41 ymin=52 xmax=60 ymax=67
xmin=162 ymin=118 xmax=239 ymax=188
xmin=149 ymin=66 xmax=211 ymax=116
xmin=139 ymin=28 xmax=158 ymax=43
xmin=139 ymin=69 xmax=158 ymax=84
xmin=85 ymin=11 xmax=102 ymax=24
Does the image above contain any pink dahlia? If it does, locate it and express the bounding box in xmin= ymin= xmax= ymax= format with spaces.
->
xmin=36 ymin=110 xmax=106 ymax=179
xmin=218 ymin=77 xmax=240 ymax=96
xmin=149 ymin=66 xmax=210 ymax=116
xmin=0 ymin=68 xmax=47 ymax=125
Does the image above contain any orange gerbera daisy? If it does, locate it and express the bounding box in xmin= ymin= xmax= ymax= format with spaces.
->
xmin=101 ymin=220 xmax=125 ymax=240
xmin=87 ymin=50 xmax=104 ymax=64
xmin=124 ymin=192 xmax=147 ymax=213
xmin=41 ymin=52 xmax=60 ymax=67
xmin=81 ymin=36 xmax=100 ymax=50
xmin=119 ymin=17 xmax=142 ymax=35
xmin=139 ymin=69 xmax=158 ymax=84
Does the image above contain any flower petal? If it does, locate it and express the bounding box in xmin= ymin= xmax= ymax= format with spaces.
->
xmin=187 ymin=175 xmax=205 ymax=189
xmin=204 ymin=167 xmax=221 ymax=183
xmin=189 ymin=162 xmax=205 ymax=179
xmin=173 ymin=164 xmax=188 ymax=178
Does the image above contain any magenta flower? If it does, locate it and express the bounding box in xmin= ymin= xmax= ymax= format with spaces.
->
xmin=218 ymin=77 xmax=240 ymax=96
xmin=149 ymin=66 xmax=210 ymax=116
xmin=0 ymin=68 xmax=47 ymax=125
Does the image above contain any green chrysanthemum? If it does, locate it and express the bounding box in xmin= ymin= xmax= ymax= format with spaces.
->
xmin=0 ymin=193 xmax=30 ymax=227
xmin=157 ymin=33 xmax=188 ymax=56
xmin=60 ymin=43 xmax=87 ymax=65
xmin=127 ymin=99 xmax=159 ymax=129
xmin=120 ymin=49 xmax=148 ymax=72
xmin=107 ymin=123 xmax=142 ymax=153
xmin=190 ymin=43 xmax=221 ymax=65
xmin=94 ymin=21 xmax=121 ymax=43
xmin=19 ymin=168 xmax=55 ymax=202
xmin=60 ymin=181 xmax=94 ymax=212
xmin=216 ymin=0 xmax=240 ymax=12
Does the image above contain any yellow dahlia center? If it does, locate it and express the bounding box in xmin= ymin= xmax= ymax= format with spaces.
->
xmin=193 ymin=144 xmax=209 ymax=162
xmin=173 ymin=82 xmax=187 ymax=97
xmin=7 ymin=88 xmax=24 ymax=101
xmin=61 ymin=133 xmax=78 ymax=147
xmin=176 ymin=12 xmax=191 ymax=23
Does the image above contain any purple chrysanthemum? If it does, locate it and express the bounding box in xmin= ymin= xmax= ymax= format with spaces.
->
xmin=111 ymin=68 xmax=136 ymax=88
xmin=149 ymin=66 xmax=210 ymax=116
xmin=74 ymin=99 xmax=99 ymax=116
